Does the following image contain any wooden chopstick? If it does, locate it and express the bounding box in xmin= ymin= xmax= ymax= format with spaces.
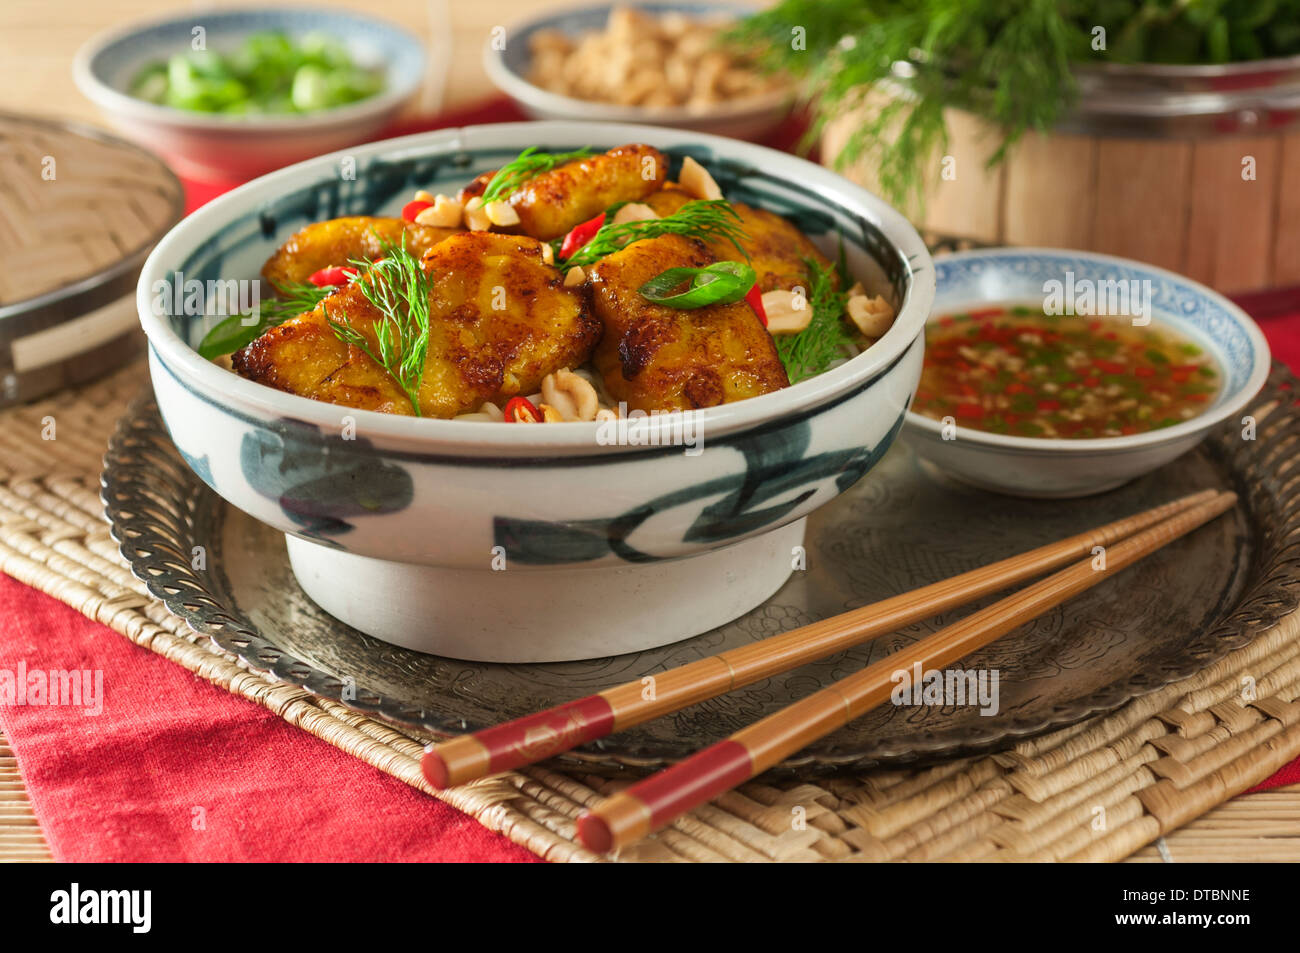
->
xmin=422 ymin=488 xmax=1219 ymax=789
xmin=575 ymin=490 xmax=1237 ymax=853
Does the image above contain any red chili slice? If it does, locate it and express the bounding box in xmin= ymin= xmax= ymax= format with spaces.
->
xmin=1036 ymin=399 xmax=1061 ymax=412
xmin=744 ymin=284 xmax=767 ymax=327
xmin=504 ymin=396 xmax=543 ymax=423
xmin=558 ymin=212 xmax=606 ymax=259
xmin=954 ymin=402 xmax=983 ymax=419
xmin=307 ymin=265 xmax=359 ymax=287
xmin=402 ymin=200 xmax=433 ymax=223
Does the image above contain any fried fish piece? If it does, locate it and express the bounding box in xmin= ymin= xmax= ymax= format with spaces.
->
xmin=261 ymin=216 xmax=460 ymax=289
xmin=234 ymin=232 xmax=601 ymax=418
xmin=642 ymin=188 xmax=834 ymax=292
xmin=588 ymin=233 xmax=789 ymax=412
xmin=460 ymin=144 xmax=667 ymax=241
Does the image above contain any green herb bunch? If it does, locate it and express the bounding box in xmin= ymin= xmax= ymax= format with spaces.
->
xmin=730 ymin=0 xmax=1300 ymax=208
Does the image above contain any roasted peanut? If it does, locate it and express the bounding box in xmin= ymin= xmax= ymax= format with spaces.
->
xmin=678 ymin=156 xmax=722 ymax=201
xmin=762 ymin=289 xmax=812 ymax=335
xmin=542 ymin=367 xmax=601 ymax=421
xmin=414 ymin=194 xmax=463 ymax=228
xmin=463 ymin=196 xmax=491 ymax=231
xmin=484 ymin=200 xmax=520 ymax=227
xmin=847 ymin=294 xmax=895 ymax=338
xmin=612 ymin=202 xmax=657 ymax=225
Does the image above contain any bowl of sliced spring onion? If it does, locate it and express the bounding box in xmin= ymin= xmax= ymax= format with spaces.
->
xmin=74 ymin=7 xmax=426 ymax=180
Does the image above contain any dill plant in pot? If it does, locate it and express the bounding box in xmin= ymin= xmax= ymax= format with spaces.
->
xmin=730 ymin=1 xmax=1300 ymax=291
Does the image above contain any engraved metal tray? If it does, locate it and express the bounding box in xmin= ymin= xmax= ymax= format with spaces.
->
xmin=101 ymin=366 xmax=1300 ymax=774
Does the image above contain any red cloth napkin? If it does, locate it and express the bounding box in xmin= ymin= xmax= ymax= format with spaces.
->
xmin=0 ymin=574 xmax=541 ymax=862
xmin=1 ymin=96 xmax=1298 ymax=863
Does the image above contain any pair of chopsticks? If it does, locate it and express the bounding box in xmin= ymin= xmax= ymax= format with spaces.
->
xmin=422 ymin=488 xmax=1236 ymax=853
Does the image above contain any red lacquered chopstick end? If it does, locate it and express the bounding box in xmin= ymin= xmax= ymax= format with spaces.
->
xmin=421 ymin=748 xmax=452 ymax=789
xmin=576 ymin=812 xmax=615 ymax=854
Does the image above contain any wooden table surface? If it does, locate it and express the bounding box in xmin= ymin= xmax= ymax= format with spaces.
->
xmin=2 ymin=0 xmax=1298 ymax=864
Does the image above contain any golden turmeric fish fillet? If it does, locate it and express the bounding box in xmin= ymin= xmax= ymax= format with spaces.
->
xmin=642 ymin=188 xmax=835 ymax=292
xmin=260 ymin=216 xmax=461 ymax=289
xmin=234 ymin=232 xmax=600 ymax=418
xmin=588 ymin=233 xmax=789 ymax=413
xmin=460 ymin=144 xmax=667 ymax=241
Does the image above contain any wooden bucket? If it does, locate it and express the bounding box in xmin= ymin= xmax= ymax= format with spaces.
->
xmin=824 ymin=57 xmax=1300 ymax=294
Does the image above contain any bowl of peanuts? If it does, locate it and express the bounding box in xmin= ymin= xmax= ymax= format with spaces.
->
xmin=485 ymin=2 xmax=793 ymax=141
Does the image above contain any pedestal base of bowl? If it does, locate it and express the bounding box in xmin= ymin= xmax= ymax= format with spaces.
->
xmin=284 ymin=520 xmax=806 ymax=663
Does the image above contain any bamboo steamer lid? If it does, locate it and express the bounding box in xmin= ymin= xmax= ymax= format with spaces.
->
xmin=0 ymin=112 xmax=184 ymax=405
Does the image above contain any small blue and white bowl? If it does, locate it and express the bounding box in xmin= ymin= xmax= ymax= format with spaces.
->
xmin=74 ymin=7 xmax=426 ymax=180
xmin=484 ymin=1 xmax=791 ymax=141
xmin=903 ymin=248 xmax=1271 ymax=499
xmin=135 ymin=121 xmax=932 ymax=662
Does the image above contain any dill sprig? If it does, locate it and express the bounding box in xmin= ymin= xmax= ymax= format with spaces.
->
xmin=198 ymin=279 xmax=335 ymax=359
xmin=326 ymin=236 xmax=433 ymax=416
xmin=560 ymin=200 xmax=750 ymax=267
xmin=774 ymin=257 xmax=854 ymax=384
xmin=263 ymin=280 xmax=338 ymax=321
xmin=480 ymin=146 xmax=594 ymax=204
xmin=727 ymin=0 xmax=1300 ymax=210
xmin=727 ymin=0 xmax=1080 ymax=211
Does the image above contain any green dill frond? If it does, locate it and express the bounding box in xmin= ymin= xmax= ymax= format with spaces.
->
xmin=774 ymin=257 xmax=855 ymax=384
xmin=727 ymin=0 xmax=1081 ymax=211
xmin=562 ymin=200 xmax=750 ymax=267
xmin=480 ymin=146 xmax=594 ymax=204
xmin=326 ymin=234 xmax=433 ymax=415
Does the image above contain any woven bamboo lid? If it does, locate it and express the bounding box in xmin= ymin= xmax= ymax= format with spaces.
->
xmin=0 ymin=112 xmax=183 ymax=404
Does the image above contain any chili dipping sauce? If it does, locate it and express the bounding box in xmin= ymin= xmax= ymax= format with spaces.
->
xmin=912 ymin=305 xmax=1220 ymax=439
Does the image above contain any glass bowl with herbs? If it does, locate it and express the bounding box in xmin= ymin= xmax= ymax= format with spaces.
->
xmin=74 ymin=8 xmax=426 ymax=179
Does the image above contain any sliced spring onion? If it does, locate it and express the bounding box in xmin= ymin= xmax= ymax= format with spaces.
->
xmin=637 ymin=261 xmax=757 ymax=309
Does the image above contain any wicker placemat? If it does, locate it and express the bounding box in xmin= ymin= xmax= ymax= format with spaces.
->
xmin=2 ymin=362 xmax=1299 ymax=862
xmin=0 ymin=730 xmax=52 ymax=862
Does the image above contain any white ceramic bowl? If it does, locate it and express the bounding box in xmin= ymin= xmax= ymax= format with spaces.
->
xmin=903 ymin=248 xmax=1271 ymax=498
xmin=73 ymin=7 xmax=426 ymax=180
xmin=136 ymin=121 xmax=933 ymax=661
xmin=483 ymin=1 xmax=792 ymax=141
